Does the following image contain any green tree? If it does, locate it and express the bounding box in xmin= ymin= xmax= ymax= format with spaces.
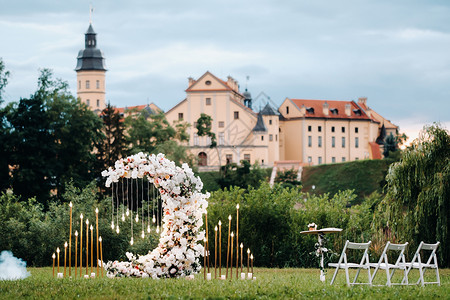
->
xmin=5 ymin=69 xmax=103 ymax=202
xmin=96 ymin=103 xmax=126 ymax=175
xmin=195 ymin=113 xmax=220 ymax=167
xmin=0 ymin=58 xmax=10 ymax=103
xmin=379 ymin=124 xmax=450 ymax=266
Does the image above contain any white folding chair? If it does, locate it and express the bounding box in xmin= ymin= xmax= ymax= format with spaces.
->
xmin=369 ymin=242 xmax=408 ymax=286
xmin=329 ymin=240 xmax=372 ymax=286
xmin=402 ymin=241 xmax=440 ymax=286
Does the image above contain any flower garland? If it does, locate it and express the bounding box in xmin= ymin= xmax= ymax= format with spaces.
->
xmin=101 ymin=152 xmax=209 ymax=278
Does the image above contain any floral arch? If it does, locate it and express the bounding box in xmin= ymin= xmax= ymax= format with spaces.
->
xmin=101 ymin=152 xmax=209 ymax=278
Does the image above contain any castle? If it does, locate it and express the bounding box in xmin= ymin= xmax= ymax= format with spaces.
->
xmin=76 ymin=23 xmax=398 ymax=171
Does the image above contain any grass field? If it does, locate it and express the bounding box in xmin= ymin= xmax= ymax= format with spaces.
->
xmin=0 ymin=267 xmax=448 ymax=299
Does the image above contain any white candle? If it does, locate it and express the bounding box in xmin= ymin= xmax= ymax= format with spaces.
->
xmin=247 ymin=273 xmax=253 ymax=279
xmin=241 ymin=272 xmax=245 ymax=280
xmin=206 ymin=273 xmax=212 ymax=280
xmin=221 ymin=275 xmax=226 ymax=280
xmin=57 ymin=273 xmax=63 ymax=278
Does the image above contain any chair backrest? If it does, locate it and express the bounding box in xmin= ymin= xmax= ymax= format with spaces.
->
xmin=413 ymin=241 xmax=440 ymax=266
xmin=376 ymin=241 xmax=408 ymax=266
xmin=337 ymin=240 xmax=371 ymax=266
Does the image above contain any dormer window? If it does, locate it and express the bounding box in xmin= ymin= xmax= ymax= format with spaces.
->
xmin=306 ymin=107 xmax=315 ymax=114
xmin=330 ymin=108 xmax=339 ymax=115
xmin=353 ymin=109 xmax=362 ymax=116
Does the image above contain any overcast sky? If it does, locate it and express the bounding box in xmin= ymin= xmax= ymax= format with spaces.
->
xmin=1 ymin=0 xmax=449 ymax=142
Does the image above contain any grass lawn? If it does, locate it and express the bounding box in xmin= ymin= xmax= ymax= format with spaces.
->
xmin=0 ymin=267 xmax=448 ymax=299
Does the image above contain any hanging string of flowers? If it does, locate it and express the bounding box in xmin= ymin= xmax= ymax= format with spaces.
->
xmin=101 ymin=152 xmax=209 ymax=278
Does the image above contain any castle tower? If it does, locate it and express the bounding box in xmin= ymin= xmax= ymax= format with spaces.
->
xmin=75 ymin=23 xmax=107 ymax=113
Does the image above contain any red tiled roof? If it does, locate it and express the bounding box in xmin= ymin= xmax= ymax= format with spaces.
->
xmin=369 ymin=142 xmax=382 ymax=159
xmin=290 ymin=99 xmax=371 ymax=120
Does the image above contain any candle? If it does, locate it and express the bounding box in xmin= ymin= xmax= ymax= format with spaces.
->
xmin=230 ymin=232 xmax=234 ymax=280
xmin=205 ymin=210 xmax=209 ymax=273
xmin=85 ymin=219 xmax=89 ymax=275
xmin=64 ymin=242 xmax=68 ymax=277
xmin=226 ymin=215 xmax=231 ymax=279
xmin=75 ymin=231 xmax=78 ymax=278
xmin=80 ymin=214 xmax=83 ymax=277
xmin=247 ymin=248 xmax=250 ymax=274
xmin=251 ymin=254 xmax=254 ymax=275
xmin=69 ymin=202 xmax=72 ymax=277
xmin=214 ymin=225 xmax=217 ymax=279
xmin=203 ymin=238 xmax=207 ymax=280
xmin=236 ymin=204 xmax=239 ymax=279
xmin=240 ymin=243 xmax=243 ymax=273
xmin=57 ymin=247 xmax=60 ymax=274
xmin=99 ymin=236 xmax=103 ymax=277
xmin=218 ymin=220 xmax=222 ymax=277
xmin=52 ymin=253 xmax=55 ymax=277
xmin=90 ymin=224 xmax=93 ymax=274
xmin=95 ymin=207 xmax=99 ymax=276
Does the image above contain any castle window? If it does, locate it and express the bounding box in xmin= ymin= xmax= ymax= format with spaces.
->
xmin=269 ymin=134 xmax=273 ymax=141
xmin=219 ymin=121 xmax=225 ymax=128
xmin=318 ymin=136 xmax=322 ymax=147
xmin=331 ymin=126 xmax=335 ymax=132
xmin=332 ymin=157 xmax=336 ymax=163
xmin=205 ymin=80 xmax=211 ymax=85
xmin=206 ymin=98 xmax=211 ymax=105
xmin=355 ymin=127 xmax=359 ymax=133
xmin=276 ymin=134 xmax=278 ymax=141
xmin=193 ymin=134 xmax=199 ymax=146
xmin=226 ymin=154 xmax=233 ymax=165
xmin=178 ymin=113 xmax=184 ymax=121
xmin=308 ymin=156 xmax=312 ymax=163
xmin=269 ymin=120 xmax=272 ymax=125
xmin=219 ymin=132 xmax=225 ymax=145
xmin=78 ymin=81 xmax=81 ymax=89
xmin=86 ymin=80 xmax=90 ymax=89
xmin=96 ymin=80 xmax=100 ymax=89
xmin=318 ymin=126 xmax=322 ymax=132
xmin=342 ymin=126 xmax=345 ymax=133
xmin=96 ymin=99 xmax=100 ymax=107
xmin=308 ymin=136 xmax=312 ymax=147
xmin=234 ymin=111 xmax=239 ymax=119
xmin=342 ymin=137 xmax=346 ymax=148
xmin=243 ymin=154 xmax=251 ymax=163
xmin=198 ymin=152 xmax=207 ymax=166
xmin=286 ymin=106 xmax=289 ymax=114
xmin=261 ymin=135 xmax=264 ymax=141
xmin=308 ymin=125 xmax=312 ymax=132
xmin=86 ymin=99 xmax=90 ymax=106
xmin=355 ymin=137 xmax=359 ymax=148
xmin=342 ymin=157 xmax=346 ymax=162
xmin=318 ymin=157 xmax=322 ymax=164
xmin=332 ymin=136 xmax=335 ymax=148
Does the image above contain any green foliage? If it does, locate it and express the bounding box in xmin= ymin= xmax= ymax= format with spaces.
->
xmin=302 ymin=159 xmax=394 ymax=204
xmin=0 ymin=57 xmax=10 ymax=103
xmin=379 ymin=124 xmax=450 ymax=266
xmin=96 ymin=103 xmax=127 ymax=177
xmin=383 ymin=132 xmax=398 ymax=158
xmin=3 ymin=69 xmax=103 ymax=202
xmin=218 ymin=161 xmax=268 ymax=190
xmin=206 ymin=183 xmax=374 ymax=268
xmin=275 ymin=168 xmax=302 ymax=189
xmin=195 ymin=113 xmax=216 ymax=148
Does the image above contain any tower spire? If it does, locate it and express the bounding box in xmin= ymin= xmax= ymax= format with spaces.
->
xmin=89 ymin=5 xmax=94 ymax=24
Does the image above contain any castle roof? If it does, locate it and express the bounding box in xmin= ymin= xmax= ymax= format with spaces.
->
xmin=75 ymin=24 xmax=107 ymax=72
xmin=290 ymin=99 xmax=372 ymax=120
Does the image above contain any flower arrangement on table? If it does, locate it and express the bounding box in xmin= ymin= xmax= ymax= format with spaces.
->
xmin=102 ymin=152 xmax=209 ymax=278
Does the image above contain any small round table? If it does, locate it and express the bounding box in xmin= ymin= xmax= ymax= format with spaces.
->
xmin=301 ymin=228 xmax=342 ymax=282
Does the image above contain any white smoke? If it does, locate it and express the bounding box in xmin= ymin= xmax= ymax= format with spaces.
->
xmin=0 ymin=251 xmax=31 ymax=280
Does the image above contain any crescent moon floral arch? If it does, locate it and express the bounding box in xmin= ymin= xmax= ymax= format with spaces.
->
xmin=101 ymin=152 xmax=209 ymax=278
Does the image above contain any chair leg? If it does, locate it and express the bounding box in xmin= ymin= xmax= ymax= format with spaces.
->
xmin=435 ymin=266 xmax=440 ymax=286
xmin=345 ymin=267 xmax=351 ymax=287
xmin=353 ymin=268 xmax=361 ymax=284
xmin=330 ymin=267 xmax=339 ymax=285
xmin=417 ymin=266 xmax=424 ymax=286
xmin=385 ymin=267 xmax=391 ymax=287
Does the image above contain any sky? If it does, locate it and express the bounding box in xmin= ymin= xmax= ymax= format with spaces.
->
xmin=1 ymin=0 xmax=449 ymax=143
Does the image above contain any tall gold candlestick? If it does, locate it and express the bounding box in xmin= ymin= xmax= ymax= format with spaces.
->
xmin=57 ymin=247 xmax=60 ymax=274
xmin=226 ymin=215 xmax=231 ymax=279
xmin=214 ymin=225 xmax=217 ymax=279
xmin=75 ymin=231 xmax=78 ymax=278
xmin=230 ymin=232 xmax=234 ymax=280
xmin=247 ymin=248 xmax=250 ymax=274
xmin=240 ymin=243 xmax=243 ymax=273
xmin=95 ymin=208 xmax=99 ymax=276
xmin=218 ymin=220 xmax=222 ymax=277
xmin=251 ymin=254 xmax=254 ymax=275
xmin=90 ymin=224 xmax=94 ymax=274
xmin=69 ymin=202 xmax=72 ymax=277
xmin=99 ymin=236 xmax=103 ymax=277
xmin=85 ymin=219 xmax=89 ymax=275
xmin=64 ymin=242 xmax=68 ymax=277
xmin=205 ymin=211 xmax=209 ymax=273
xmin=52 ymin=253 xmax=55 ymax=277
xmin=204 ymin=238 xmax=207 ymax=280
xmin=236 ymin=204 xmax=239 ymax=278
xmin=80 ymin=214 xmax=83 ymax=277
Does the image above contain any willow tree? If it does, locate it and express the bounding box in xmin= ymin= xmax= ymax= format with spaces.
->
xmin=381 ymin=124 xmax=449 ymax=266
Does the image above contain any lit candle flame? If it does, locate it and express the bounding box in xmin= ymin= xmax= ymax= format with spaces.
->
xmin=121 ymin=214 xmax=125 ymax=222
xmin=228 ymin=215 xmax=231 ymax=220
xmin=69 ymin=202 xmax=72 ymax=208
xmin=240 ymin=243 xmax=243 ymax=248
xmin=231 ymin=232 xmax=234 ymax=237
xmin=90 ymin=225 xmax=93 ymax=231
xmin=75 ymin=230 xmax=78 ymax=236
xmin=218 ymin=220 xmax=222 ymax=226
xmin=141 ymin=231 xmax=145 ymax=238
xmin=215 ymin=226 xmax=218 ymax=231
xmin=147 ymin=225 xmax=151 ymax=233
xmin=95 ymin=208 xmax=99 ymax=214
xmin=236 ymin=204 xmax=239 ymax=209
xmin=80 ymin=213 xmax=83 ymax=219
xmin=250 ymin=254 xmax=253 ymax=260
xmin=52 ymin=253 xmax=56 ymax=259
xmin=130 ymin=237 xmax=134 ymax=245
xmin=116 ymin=226 xmax=120 ymax=234
xmin=111 ymin=221 xmax=115 ymax=230
xmin=57 ymin=247 xmax=60 ymax=253
xmin=99 ymin=236 xmax=102 ymax=242
xmin=156 ymin=225 xmax=160 ymax=233
xmin=64 ymin=242 xmax=68 ymax=248
xmin=135 ymin=214 xmax=139 ymax=222
xmin=126 ymin=209 xmax=129 ymax=216
xmin=152 ymin=216 xmax=156 ymax=223
xmin=247 ymin=248 xmax=250 ymax=254
xmin=86 ymin=219 xmax=89 ymax=225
